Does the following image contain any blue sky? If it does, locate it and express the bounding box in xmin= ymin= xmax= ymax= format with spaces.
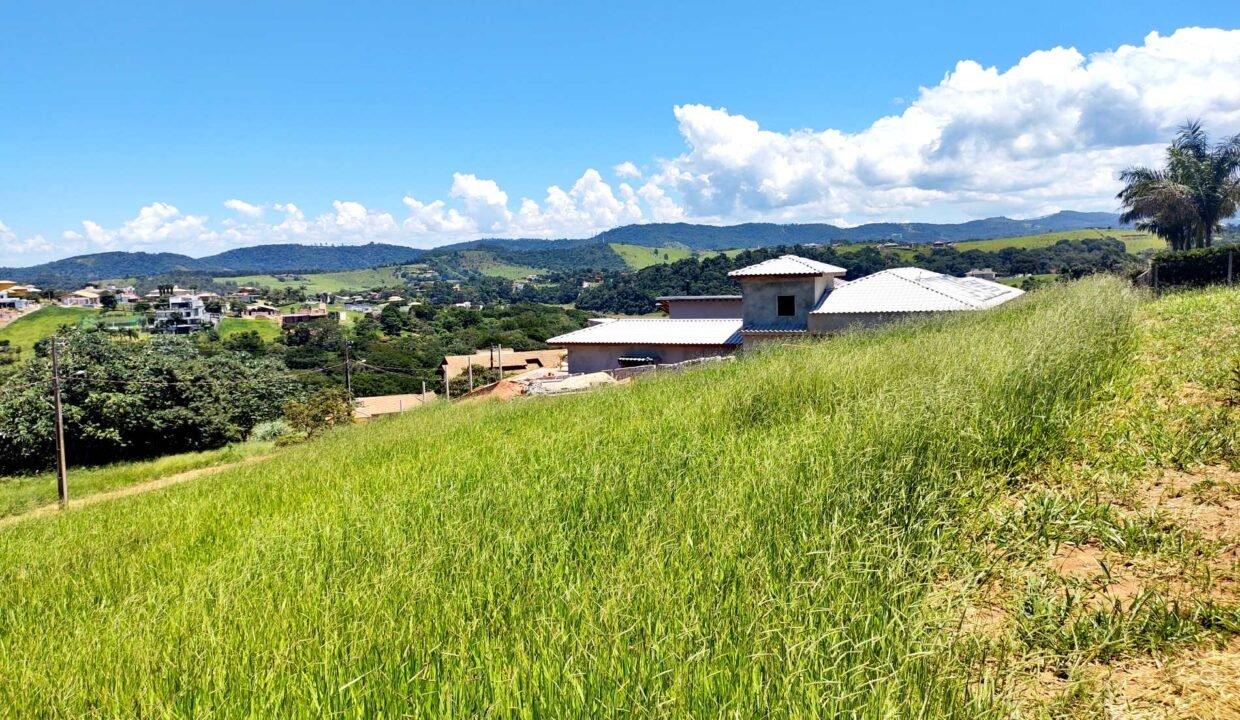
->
xmin=2 ymin=2 xmax=1239 ymax=263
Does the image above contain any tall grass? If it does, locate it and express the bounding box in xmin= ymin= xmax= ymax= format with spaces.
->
xmin=0 ymin=279 xmax=1137 ymax=717
xmin=0 ymin=441 xmax=274 ymax=518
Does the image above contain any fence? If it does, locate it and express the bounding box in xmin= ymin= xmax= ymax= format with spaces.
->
xmin=1136 ymin=246 xmax=1236 ymax=290
xmin=605 ymin=354 xmax=735 ymax=381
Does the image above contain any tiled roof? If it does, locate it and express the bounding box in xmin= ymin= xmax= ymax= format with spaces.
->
xmin=812 ymin=267 xmax=1024 ymax=314
xmin=441 ymin=348 xmax=566 ymax=379
xmin=728 ymin=254 xmax=847 ymax=278
xmin=353 ymin=393 xmax=435 ymax=419
xmin=548 ymin=319 xmax=743 ymax=346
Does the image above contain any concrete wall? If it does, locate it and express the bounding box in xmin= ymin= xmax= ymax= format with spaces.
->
xmin=739 ymin=276 xmax=832 ymax=330
xmin=565 ymin=344 xmax=737 ymax=374
xmin=808 ymin=311 xmax=933 ymax=333
xmin=665 ymin=299 xmax=742 ymax=319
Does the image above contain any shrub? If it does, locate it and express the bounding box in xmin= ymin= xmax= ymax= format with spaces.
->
xmin=1151 ymin=245 xmax=1238 ymax=288
xmin=248 ymin=419 xmax=291 ymax=442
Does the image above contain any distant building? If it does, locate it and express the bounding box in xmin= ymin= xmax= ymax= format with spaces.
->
xmin=280 ymin=305 xmax=329 ymax=327
xmin=440 ymin=347 xmax=567 ymax=380
xmin=965 ymin=268 xmax=998 ymax=281
xmin=243 ymin=303 xmax=280 ymax=319
xmin=62 ymin=288 xmax=102 ymax=308
xmin=548 ymin=254 xmax=1024 ymax=373
xmin=0 ymin=281 xmax=27 ymax=310
xmin=353 ymin=392 xmax=436 ymax=421
xmin=154 ymin=294 xmax=218 ymax=334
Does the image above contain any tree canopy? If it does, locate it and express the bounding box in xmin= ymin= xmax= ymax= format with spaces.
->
xmin=1118 ymin=121 xmax=1240 ymax=250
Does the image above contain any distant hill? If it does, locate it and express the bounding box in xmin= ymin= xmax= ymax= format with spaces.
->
xmin=591 ymin=211 xmax=1129 ymax=250
xmin=1 ymin=243 xmax=425 ymax=287
xmin=1 ymin=211 xmax=1129 ymax=287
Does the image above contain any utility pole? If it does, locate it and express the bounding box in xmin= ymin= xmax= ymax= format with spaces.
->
xmin=444 ymin=364 xmax=450 ymax=400
xmin=343 ymin=340 xmax=353 ymax=399
xmin=50 ymin=336 xmax=69 ymax=507
xmin=468 ymin=363 xmax=473 ymax=392
xmin=421 ymin=380 xmax=427 ymax=403
xmin=496 ymin=345 xmax=503 ymax=382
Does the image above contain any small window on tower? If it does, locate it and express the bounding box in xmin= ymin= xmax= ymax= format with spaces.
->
xmin=777 ymin=295 xmax=795 ymax=317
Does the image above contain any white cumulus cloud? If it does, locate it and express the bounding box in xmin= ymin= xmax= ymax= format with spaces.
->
xmin=223 ymin=198 xmax=265 ymax=218
xmin=613 ymin=161 xmax=642 ymax=179
xmin=12 ymin=26 xmax=1240 ymax=265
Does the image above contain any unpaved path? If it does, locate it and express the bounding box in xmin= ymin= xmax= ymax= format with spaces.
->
xmin=0 ymin=454 xmax=273 ymax=529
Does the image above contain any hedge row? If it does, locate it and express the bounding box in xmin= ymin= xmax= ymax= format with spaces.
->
xmin=1151 ymin=245 xmax=1237 ymax=288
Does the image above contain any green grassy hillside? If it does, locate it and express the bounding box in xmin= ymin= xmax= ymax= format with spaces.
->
xmin=609 ymin=243 xmax=742 ymax=269
xmin=218 ymin=316 xmax=282 ymax=342
xmin=0 ymin=306 xmax=94 ymax=358
xmin=215 ymin=265 xmax=421 ymax=294
xmin=0 ymin=279 xmax=1233 ymax=716
xmin=450 ymin=250 xmax=545 ymax=279
xmin=610 ymin=242 xmax=698 ymax=268
xmin=955 ymin=228 xmax=1160 ymax=253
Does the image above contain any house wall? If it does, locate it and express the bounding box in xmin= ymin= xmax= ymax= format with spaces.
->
xmin=808 ymin=311 xmax=933 ymax=333
xmin=739 ymin=276 xmax=832 ymax=330
xmin=665 ymin=299 xmax=742 ymax=319
xmin=565 ymin=344 xmax=737 ymax=374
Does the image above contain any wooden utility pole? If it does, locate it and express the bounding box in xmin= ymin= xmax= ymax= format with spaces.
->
xmin=50 ymin=337 xmax=69 ymax=507
xmin=343 ymin=340 xmax=353 ymax=399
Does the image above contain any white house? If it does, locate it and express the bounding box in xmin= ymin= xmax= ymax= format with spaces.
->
xmin=548 ymin=254 xmax=1024 ymax=374
xmin=62 ymin=288 xmax=102 ymax=308
xmin=154 ymin=293 xmax=218 ymax=334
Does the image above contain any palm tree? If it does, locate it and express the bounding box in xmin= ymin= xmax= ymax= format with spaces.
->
xmin=1118 ymin=121 xmax=1240 ymax=250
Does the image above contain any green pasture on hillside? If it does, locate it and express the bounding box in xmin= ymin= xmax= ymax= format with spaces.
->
xmin=218 ymin=316 xmax=282 ymax=342
xmin=955 ymin=228 xmax=1160 ymax=253
xmin=0 ymin=278 xmax=1188 ymax=716
xmin=450 ymin=250 xmax=546 ymax=279
xmin=0 ymin=306 xmax=95 ymax=358
xmin=215 ymin=265 xmax=422 ymax=294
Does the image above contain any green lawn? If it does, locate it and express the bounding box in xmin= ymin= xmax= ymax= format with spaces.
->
xmin=0 ymin=278 xmax=1197 ymax=716
xmin=0 ymin=306 xmax=95 ymax=358
xmin=218 ymin=316 xmax=282 ymax=341
xmin=0 ymin=442 xmax=274 ymax=519
xmin=215 ymin=265 xmax=421 ymax=294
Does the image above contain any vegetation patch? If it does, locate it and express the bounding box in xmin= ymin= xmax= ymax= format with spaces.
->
xmin=0 ymin=279 xmax=1141 ymax=715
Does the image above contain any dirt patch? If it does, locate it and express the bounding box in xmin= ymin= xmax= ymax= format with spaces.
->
xmin=1050 ymin=543 xmax=1145 ymax=608
xmin=1141 ymin=466 xmax=1240 ymax=542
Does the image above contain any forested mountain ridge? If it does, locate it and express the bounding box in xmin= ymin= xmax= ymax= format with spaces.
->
xmin=2 ymin=211 xmax=1130 ymax=286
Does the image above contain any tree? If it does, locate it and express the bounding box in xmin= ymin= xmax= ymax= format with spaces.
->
xmin=223 ymin=330 xmax=265 ymax=354
xmin=283 ymin=387 xmax=353 ymax=436
xmin=1118 ymin=121 xmax=1240 ymax=250
xmin=0 ymin=328 xmax=300 ymax=474
xmin=379 ymin=303 xmax=407 ymax=335
xmin=99 ymin=292 xmax=118 ymax=310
